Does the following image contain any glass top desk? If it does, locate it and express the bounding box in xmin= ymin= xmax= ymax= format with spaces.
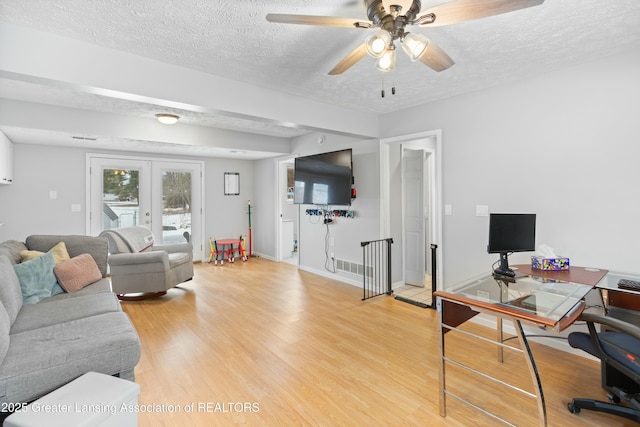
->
xmin=434 ymin=266 xmax=608 ymax=427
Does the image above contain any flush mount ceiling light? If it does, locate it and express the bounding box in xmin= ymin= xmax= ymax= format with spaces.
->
xmin=266 ymin=0 xmax=545 ymax=75
xmin=155 ymin=113 xmax=180 ymax=125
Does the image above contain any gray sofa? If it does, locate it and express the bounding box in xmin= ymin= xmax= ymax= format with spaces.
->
xmin=0 ymin=234 xmax=141 ymax=405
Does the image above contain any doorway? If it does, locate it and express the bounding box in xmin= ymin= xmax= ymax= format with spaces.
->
xmin=380 ymin=131 xmax=443 ymax=294
xmin=277 ymin=156 xmax=299 ymax=265
xmin=87 ymin=154 xmax=204 ymax=260
xmin=402 ymin=146 xmax=430 ymax=287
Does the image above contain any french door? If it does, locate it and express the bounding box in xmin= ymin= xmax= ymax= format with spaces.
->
xmin=88 ymin=155 xmax=204 ymax=260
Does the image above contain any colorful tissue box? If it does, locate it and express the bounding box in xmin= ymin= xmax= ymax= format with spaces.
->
xmin=531 ymin=256 xmax=570 ymax=271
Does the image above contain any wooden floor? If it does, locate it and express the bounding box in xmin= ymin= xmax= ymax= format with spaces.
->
xmin=121 ymin=258 xmax=635 ymax=426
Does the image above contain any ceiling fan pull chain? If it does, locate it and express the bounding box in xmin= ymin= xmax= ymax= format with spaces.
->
xmin=381 ymin=76 xmax=385 ymax=98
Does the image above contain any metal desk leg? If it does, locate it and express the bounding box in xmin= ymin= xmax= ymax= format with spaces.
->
xmin=514 ymin=319 xmax=547 ymax=427
xmin=497 ymin=282 xmax=509 ymax=362
xmin=497 ymin=317 xmax=504 ymax=362
xmin=437 ymin=297 xmax=447 ymax=417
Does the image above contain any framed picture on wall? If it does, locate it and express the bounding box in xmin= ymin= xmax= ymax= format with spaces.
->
xmin=224 ymin=172 xmax=240 ymax=195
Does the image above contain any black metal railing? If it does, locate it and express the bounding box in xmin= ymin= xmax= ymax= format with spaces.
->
xmin=361 ymin=238 xmax=393 ymax=301
xmin=428 ymin=243 xmax=438 ymax=309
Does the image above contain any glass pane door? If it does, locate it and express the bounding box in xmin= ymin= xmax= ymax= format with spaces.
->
xmin=90 ymin=158 xmax=151 ymax=236
xmin=161 ymin=170 xmax=192 ymax=244
xmin=102 ymin=168 xmax=141 ymax=229
xmin=152 ymin=161 xmax=203 ymax=261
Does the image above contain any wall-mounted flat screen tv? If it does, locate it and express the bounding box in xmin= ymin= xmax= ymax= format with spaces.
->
xmin=294 ymin=149 xmax=352 ymax=206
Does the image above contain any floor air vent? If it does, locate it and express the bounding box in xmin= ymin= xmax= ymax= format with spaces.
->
xmin=337 ymin=259 xmax=371 ymax=277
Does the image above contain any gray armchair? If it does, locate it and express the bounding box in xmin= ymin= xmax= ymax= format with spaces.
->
xmin=99 ymin=226 xmax=193 ymax=300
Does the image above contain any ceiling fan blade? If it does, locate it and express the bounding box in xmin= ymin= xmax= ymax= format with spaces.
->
xmin=328 ymin=43 xmax=368 ymax=75
xmin=266 ymin=14 xmax=369 ymax=28
xmin=419 ymin=41 xmax=455 ymax=72
xmin=418 ymin=0 xmax=544 ymax=27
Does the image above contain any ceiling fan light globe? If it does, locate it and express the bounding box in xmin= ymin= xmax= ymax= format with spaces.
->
xmin=376 ymin=49 xmax=396 ymax=72
xmin=402 ymin=33 xmax=429 ymax=62
xmin=365 ymin=31 xmax=391 ymax=58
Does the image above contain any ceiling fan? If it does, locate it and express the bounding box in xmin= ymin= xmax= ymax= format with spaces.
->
xmin=267 ymin=0 xmax=545 ymax=75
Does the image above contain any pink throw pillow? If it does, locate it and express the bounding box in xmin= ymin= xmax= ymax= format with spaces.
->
xmin=53 ymin=254 xmax=102 ymax=293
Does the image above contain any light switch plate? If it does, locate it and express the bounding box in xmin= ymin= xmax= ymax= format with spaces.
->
xmin=476 ymin=205 xmax=489 ymax=216
xmin=445 ymin=204 xmax=452 ymax=216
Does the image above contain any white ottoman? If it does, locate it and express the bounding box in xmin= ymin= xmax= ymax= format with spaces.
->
xmin=5 ymin=372 xmax=140 ymax=427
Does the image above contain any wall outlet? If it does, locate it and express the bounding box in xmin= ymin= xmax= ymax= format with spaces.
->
xmin=444 ymin=204 xmax=452 ymax=216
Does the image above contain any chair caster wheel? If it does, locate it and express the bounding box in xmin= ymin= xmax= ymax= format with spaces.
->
xmin=567 ymin=402 xmax=580 ymax=414
xmin=607 ymin=392 xmax=621 ymax=404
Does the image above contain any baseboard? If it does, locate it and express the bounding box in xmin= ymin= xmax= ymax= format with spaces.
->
xmin=252 ymin=252 xmax=275 ymax=262
xmin=297 ymin=265 xmax=362 ymax=288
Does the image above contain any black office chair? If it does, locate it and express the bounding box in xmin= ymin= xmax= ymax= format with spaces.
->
xmin=567 ymin=312 xmax=640 ymax=422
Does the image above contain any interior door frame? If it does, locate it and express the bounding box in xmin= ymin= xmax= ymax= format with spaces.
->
xmin=380 ymin=130 xmax=443 ymax=289
xmin=86 ymin=153 xmax=205 ymax=260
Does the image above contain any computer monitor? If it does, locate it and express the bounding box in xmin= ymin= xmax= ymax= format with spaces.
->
xmin=487 ymin=213 xmax=536 ymax=276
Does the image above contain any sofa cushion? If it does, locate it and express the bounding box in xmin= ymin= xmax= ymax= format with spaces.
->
xmin=53 ymin=254 xmax=102 ymax=293
xmin=25 ymin=235 xmax=109 ymax=278
xmin=0 ymin=302 xmax=10 ymax=365
xmin=0 ymin=241 xmax=28 ymax=265
xmin=0 ymin=256 xmax=23 ymax=324
xmin=10 ymin=292 xmax=122 ymax=334
xmin=40 ymin=278 xmax=112 ymax=303
xmin=20 ymin=241 xmax=71 ymax=264
xmin=13 ymin=252 xmax=65 ymax=304
xmin=0 ymin=312 xmax=141 ymax=404
xmin=168 ymin=251 xmax=191 ymax=268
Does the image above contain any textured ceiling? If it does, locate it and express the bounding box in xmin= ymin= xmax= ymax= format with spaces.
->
xmin=1 ymin=0 xmax=640 ymax=157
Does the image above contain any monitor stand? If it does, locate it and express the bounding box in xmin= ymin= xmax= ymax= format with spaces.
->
xmin=493 ymin=252 xmax=528 ymax=279
xmin=494 ymin=252 xmax=515 ymax=277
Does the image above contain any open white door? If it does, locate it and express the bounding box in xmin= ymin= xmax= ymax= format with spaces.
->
xmin=403 ymin=148 xmax=425 ymax=286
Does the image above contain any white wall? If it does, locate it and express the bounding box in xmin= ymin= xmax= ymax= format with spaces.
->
xmin=380 ymin=46 xmax=640 ymax=286
xmin=288 ymin=133 xmax=379 ymax=284
xmin=252 ymin=157 xmax=277 ymax=260
xmin=0 ymin=144 xmax=86 ymax=239
xmin=0 ymin=143 xmax=254 ymax=261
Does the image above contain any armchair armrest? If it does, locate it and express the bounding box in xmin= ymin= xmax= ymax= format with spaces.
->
xmin=108 ymin=251 xmax=170 ymax=269
xmin=151 ymin=242 xmax=193 ymax=255
xmin=579 ymin=312 xmax=640 ymax=341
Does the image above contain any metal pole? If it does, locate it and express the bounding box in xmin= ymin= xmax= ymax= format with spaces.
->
xmin=361 ymin=241 xmax=369 ymax=301
xmin=386 ymin=238 xmax=393 ymax=295
xmin=430 ymin=244 xmax=438 ymax=309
